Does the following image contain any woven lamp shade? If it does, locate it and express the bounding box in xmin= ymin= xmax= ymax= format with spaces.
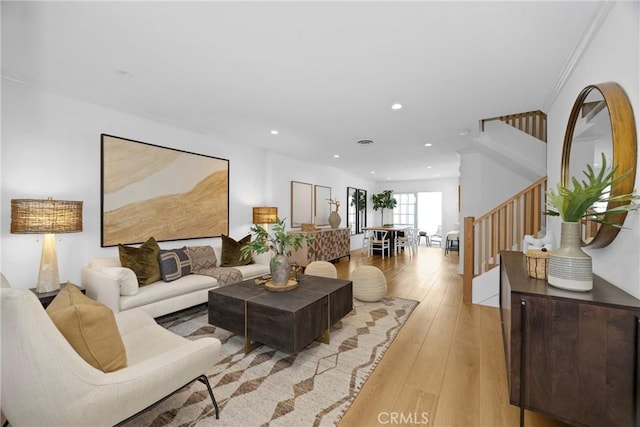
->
xmin=252 ymin=207 xmax=278 ymax=224
xmin=11 ymin=199 xmax=83 ymax=234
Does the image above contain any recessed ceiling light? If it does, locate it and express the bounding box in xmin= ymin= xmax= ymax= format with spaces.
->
xmin=270 ymin=130 xmax=279 ymax=135
xmin=391 ymin=103 xmax=403 ymax=110
xmin=2 ymin=71 xmax=24 ymax=83
xmin=116 ymin=69 xmax=133 ymax=78
xmin=424 ymin=143 xmax=433 ymax=147
xmin=370 ymin=171 xmax=375 ymax=174
xmin=333 ymin=154 xmax=340 ymax=158
xmin=427 ymin=166 xmax=432 ymax=169
xmin=357 ymin=139 xmax=374 ymax=145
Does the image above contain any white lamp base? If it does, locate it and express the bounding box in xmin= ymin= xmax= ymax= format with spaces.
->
xmin=36 ymin=233 xmax=60 ymax=293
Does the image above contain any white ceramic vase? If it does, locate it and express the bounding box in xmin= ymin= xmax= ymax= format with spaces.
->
xmin=548 ymin=222 xmax=593 ymax=291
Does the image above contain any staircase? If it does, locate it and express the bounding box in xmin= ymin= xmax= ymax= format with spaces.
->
xmin=460 ymin=110 xmax=548 ymax=305
xmin=463 ymin=177 xmax=547 ymax=304
xmin=481 ymin=110 xmax=547 ymax=142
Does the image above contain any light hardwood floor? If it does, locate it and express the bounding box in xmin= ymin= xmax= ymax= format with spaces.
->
xmin=334 ymin=245 xmax=567 ymax=427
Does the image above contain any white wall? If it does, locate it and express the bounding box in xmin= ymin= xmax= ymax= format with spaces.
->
xmin=546 ymin=0 xmax=640 ymax=297
xmin=459 ymin=150 xmax=533 ymax=219
xmin=265 ymin=150 xmax=375 ymax=251
xmin=1 ymin=81 xmax=375 ymax=287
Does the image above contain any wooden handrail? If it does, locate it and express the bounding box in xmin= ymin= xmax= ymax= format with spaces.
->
xmin=463 ymin=176 xmax=547 ymax=303
xmin=481 ymin=110 xmax=547 ymax=142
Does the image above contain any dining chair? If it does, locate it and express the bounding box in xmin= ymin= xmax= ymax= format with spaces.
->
xmin=362 ymin=230 xmax=371 ymax=255
xmin=369 ymin=230 xmax=391 ymax=259
xmin=394 ymin=228 xmax=413 ymax=257
xmin=410 ymin=228 xmax=420 ymax=254
xmin=430 ymin=225 xmax=443 ymax=247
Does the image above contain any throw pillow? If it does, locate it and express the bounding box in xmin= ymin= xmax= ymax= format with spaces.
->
xmin=98 ymin=266 xmax=139 ymax=296
xmin=220 ymin=234 xmax=254 ymax=267
xmin=187 ymin=245 xmax=218 ymax=273
xmin=46 ymin=283 xmax=127 ymax=373
xmin=118 ymin=237 xmax=161 ymax=286
xmin=158 ymin=247 xmax=192 ymax=282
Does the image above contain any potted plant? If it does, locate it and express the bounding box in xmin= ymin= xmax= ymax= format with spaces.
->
xmin=372 ymin=190 xmax=397 ymax=226
xmin=240 ymin=217 xmax=315 ymax=286
xmin=545 ymin=153 xmax=639 ymax=291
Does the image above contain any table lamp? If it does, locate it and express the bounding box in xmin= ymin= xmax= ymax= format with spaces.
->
xmin=11 ymin=197 xmax=83 ymax=293
xmin=252 ymin=206 xmax=278 ymax=231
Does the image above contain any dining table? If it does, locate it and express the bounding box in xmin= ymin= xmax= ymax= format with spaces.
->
xmin=362 ymin=226 xmax=409 ymax=256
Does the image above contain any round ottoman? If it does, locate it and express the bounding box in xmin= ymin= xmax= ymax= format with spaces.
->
xmin=305 ymin=261 xmax=338 ymax=279
xmin=352 ymin=265 xmax=387 ymax=302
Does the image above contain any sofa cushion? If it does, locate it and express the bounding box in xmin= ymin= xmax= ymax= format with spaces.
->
xmin=158 ymin=247 xmax=192 ymax=282
xmin=252 ymin=250 xmax=273 ymax=266
xmin=98 ymin=266 xmax=139 ymax=296
xmin=187 ymin=245 xmax=217 ymax=273
xmin=221 ymin=234 xmax=253 ymax=267
xmin=198 ymin=267 xmax=243 ymax=287
xmin=46 ymin=283 xmax=127 ymax=373
xmin=119 ymin=274 xmax=218 ymax=312
xmin=118 ymin=237 xmax=161 ymax=286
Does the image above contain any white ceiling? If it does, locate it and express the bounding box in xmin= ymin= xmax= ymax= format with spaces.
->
xmin=1 ymin=1 xmax=603 ymax=182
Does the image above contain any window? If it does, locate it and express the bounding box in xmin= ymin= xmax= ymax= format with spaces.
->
xmin=392 ymin=193 xmax=416 ymax=227
xmin=392 ymin=192 xmax=442 ymax=235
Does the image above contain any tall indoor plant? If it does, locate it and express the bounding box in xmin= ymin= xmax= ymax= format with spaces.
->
xmin=545 ymin=153 xmax=640 ymax=291
xmin=240 ymin=217 xmax=315 ymax=286
xmin=372 ymin=190 xmax=397 ymax=226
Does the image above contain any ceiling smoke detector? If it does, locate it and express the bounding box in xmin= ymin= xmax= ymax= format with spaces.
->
xmin=357 ymin=139 xmax=374 ymax=145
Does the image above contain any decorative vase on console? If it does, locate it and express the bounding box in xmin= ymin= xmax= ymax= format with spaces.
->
xmin=548 ymin=222 xmax=592 ymax=291
xmin=545 ymin=153 xmax=640 ymax=292
xmin=327 ymin=198 xmax=341 ymax=229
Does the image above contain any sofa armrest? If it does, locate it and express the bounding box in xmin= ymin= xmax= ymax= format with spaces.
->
xmin=82 ymin=267 xmax=121 ymax=313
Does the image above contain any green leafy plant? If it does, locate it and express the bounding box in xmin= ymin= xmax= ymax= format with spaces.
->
xmin=240 ymin=217 xmax=315 ymax=259
xmin=545 ymin=153 xmax=640 ymax=226
xmin=372 ymin=190 xmax=398 ymax=225
xmin=350 ymin=190 xmax=367 ymax=212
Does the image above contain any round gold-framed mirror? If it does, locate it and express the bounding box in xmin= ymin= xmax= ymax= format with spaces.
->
xmin=560 ymin=82 xmax=637 ymax=248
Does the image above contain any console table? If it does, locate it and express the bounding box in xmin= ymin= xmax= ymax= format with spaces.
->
xmin=288 ymin=228 xmax=350 ymax=267
xmin=500 ymin=251 xmax=640 ymax=426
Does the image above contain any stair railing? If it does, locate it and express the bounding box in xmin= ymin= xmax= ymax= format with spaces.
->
xmin=481 ymin=110 xmax=547 ymax=142
xmin=463 ymin=176 xmax=547 ymax=303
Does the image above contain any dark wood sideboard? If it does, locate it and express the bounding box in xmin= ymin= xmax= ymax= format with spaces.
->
xmin=499 ymin=251 xmax=640 ymax=426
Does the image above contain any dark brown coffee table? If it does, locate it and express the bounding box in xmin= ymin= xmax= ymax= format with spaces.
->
xmin=208 ymin=275 xmax=353 ymax=354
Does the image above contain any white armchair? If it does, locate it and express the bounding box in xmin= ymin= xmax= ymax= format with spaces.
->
xmin=1 ymin=288 xmax=221 ymax=426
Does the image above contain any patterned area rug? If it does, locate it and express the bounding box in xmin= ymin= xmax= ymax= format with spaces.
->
xmin=125 ymin=296 xmax=417 ymax=427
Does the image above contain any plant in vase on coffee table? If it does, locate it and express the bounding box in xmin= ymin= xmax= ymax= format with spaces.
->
xmin=240 ymin=217 xmax=315 ymax=286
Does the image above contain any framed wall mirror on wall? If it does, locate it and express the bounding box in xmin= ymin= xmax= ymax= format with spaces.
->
xmin=561 ymin=82 xmax=637 ymax=248
xmin=347 ymin=187 xmax=367 ymax=235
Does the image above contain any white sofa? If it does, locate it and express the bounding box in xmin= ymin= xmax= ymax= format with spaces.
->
xmin=82 ymin=246 xmax=271 ymax=318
